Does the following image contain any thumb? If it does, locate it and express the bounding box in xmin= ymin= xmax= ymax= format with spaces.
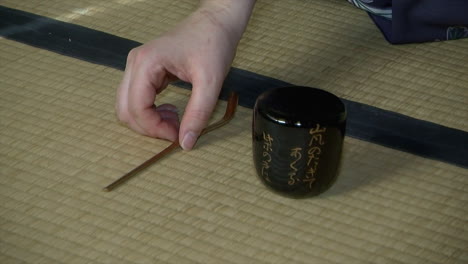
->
xmin=179 ymin=77 xmax=222 ymax=150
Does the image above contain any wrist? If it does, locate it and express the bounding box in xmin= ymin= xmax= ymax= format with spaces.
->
xmin=197 ymin=0 xmax=256 ymax=40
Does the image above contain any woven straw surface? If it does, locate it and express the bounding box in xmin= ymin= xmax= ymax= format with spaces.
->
xmin=1 ymin=0 xmax=468 ymax=263
xmin=2 ymin=0 xmax=468 ymax=131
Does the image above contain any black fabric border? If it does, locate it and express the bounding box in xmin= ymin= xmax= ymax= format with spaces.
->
xmin=1 ymin=6 xmax=467 ymax=168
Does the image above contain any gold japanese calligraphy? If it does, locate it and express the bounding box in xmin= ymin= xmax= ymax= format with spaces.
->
xmin=304 ymin=124 xmax=327 ymax=189
xmin=261 ymin=132 xmax=274 ymax=183
xmin=288 ymin=147 xmax=302 ymax=185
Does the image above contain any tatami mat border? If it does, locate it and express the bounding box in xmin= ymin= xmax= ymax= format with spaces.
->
xmin=1 ymin=6 xmax=467 ymax=168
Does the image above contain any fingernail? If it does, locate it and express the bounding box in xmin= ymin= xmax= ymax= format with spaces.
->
xmin=166 ymin=108 xmax=179 ymax=114
xmin=181 ymin=131 xmax=198 ymax=150
xmin=157 ymin=105 xmax=179 ymax=113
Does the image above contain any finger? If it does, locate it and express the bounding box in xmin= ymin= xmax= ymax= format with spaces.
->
xmin=116 ymin=48 xmax=158 ymax=136
xmin=127 ymin=62 xmax=179 ymax=141
xmin=156 ymin=104 xmax=180 ymax=125
xmin=115 ymin=49 xmax=136 ymax=122
xmin=179 ymin=76 xmax=223 ymax=150
xmin=157 ymin=103 xmax=179 ymax=113
xmin=156 ymin=73 xmax=178 ymax=95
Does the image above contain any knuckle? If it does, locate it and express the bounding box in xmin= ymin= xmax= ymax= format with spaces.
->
xmin=115 ymin=110 xmax=127 ymax=123
xmin=126 ymin=47 xmax=138 ymax=63
xmin=115 ymin=104 xmax=129 ymax=123
xmin=127 ymin=46 xmax=147 ymax=64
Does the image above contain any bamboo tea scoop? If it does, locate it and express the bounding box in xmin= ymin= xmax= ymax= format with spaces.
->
xmin=103 ymin=92 xmax=239 ymax=192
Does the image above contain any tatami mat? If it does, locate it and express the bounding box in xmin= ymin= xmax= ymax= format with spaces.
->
xmin=1 ymin=39 xmax=467 ymax=263
xmin=1 ymin=0 xmax=467 ymax=263
xmin=2 ymin=0 xmax=467 ymax=131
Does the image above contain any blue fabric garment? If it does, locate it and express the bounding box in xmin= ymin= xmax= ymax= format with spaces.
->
xmin=348 ymin=0 xmax=468 ymax=44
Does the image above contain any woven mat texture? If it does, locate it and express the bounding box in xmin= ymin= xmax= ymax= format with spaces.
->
xmin=1 ymin=0 xmax=468 ymax=263
xmin=2 ymin=0 xmax=468 ymax=131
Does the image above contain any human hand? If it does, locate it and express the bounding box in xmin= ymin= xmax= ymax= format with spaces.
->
xmin=116 ymin=0 xmax=255 ymax=150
